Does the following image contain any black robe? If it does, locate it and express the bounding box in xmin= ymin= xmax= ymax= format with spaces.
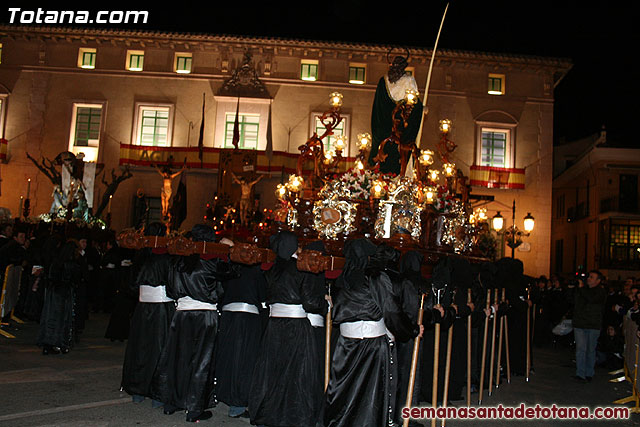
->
xmin=152 ymin=255 xmax=227 ymax=413
xmin=324 ymin=240 xmax=418 ymax=427
xmin=121 ymin=250 xmax=174 ymax=398
xmin=249 ymin=231 xmax=325 ymax=427
xmin=215 ymin=262 xmax=267 ymax=408
xmin=37 ymin=243 xmax=81 ymax=351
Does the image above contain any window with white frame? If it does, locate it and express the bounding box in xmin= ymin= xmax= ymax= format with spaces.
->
xmin=68 ymin=102 xmax=105 ymax=162
xmin=126 ymin=50 xmax=144 ymax=71
xmin=175 ymin=53 xmax=192 ymax=74
xmin=132 ymin=104 xmax=174 ymax=147
xmin=77 ymin=48 xmax=96 ymax=69
xmin=213 ymin=97 xmax=271 ymax=151
xmin=311 ymin=112 xmax=349 ymax=153
xmin=300 ymin=59 xmax=318 ymax=81
xmin=476 ymin=125 xmax=514 ymax=168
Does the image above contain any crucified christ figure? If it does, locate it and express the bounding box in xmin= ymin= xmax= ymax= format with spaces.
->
xmin=231 ymin=172 xmax=263 ymax=227
xmin=153 ymin=163 xmax=185 ymax=219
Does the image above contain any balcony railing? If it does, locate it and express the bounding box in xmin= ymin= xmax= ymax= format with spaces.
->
xmin=600 ymin=196 xmax=640 ymax=215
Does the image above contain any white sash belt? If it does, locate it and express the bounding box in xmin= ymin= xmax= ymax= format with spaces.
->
xmin=340 ymin=319 xmax=388 ymax=339
xmin=269 ymin=303 xmax=307 ymax=318
xmin=139 ymin=285 xmax=173 ymax=303
xmin=307 ymin=313 xmax=325 ymax=328
xmin=176 ymin=296 xmax=217 ymax=311
xmin=222 ymin=302 xmax=259 ymax=315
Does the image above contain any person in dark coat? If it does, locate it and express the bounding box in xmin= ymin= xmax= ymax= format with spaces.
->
xmin=249 ymin=231 xmax=326 ymax=427
xmin=37 ymin=240 xmax=81 ymax=354
xmin=121 ymin=222 xmax=174 ymax=408
xmin=152 ymin=224 xmax=233 ymax=423
xmin=324 ymin=239 xmax=422 ymax=427
xmin=215 ymin=238 xmax=267 ymax=419
xmin=569 ymin=270 xmax=607 ymax=381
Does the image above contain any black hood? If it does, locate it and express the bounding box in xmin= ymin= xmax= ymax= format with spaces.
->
xmin=399 ymin=250 xmax=423 ymax=275
xmin=190 ymin=224 xmax=216 ymax=242
xmin=337 ymin=238 xmax=377 ymax=290
xmin=270 ymin=230 xmax=298 ymax=260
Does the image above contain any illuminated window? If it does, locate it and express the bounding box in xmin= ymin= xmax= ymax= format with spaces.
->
xmin=77 ymin=48 xmax=96 ymax=69
xmin=68 ymin=102 xmax=104 ymax=161
xmin=480 ymin=130 xmax=508 ymax=167
xmin=175 ymin=53 xmax=192 ymax=74
xmin=126 ymin=50 xmax=144 ymax=71
xmin=475 ymin=123 xmax=515 ymax=169
xmin=224 ymin=113 xmax=259 ymax=149
xmin=133 ymin=103 xmax=174 ymax=147
xmin=488 ymin=73 xmax=505 ymax=95
xmin=349 ymin=64 xmax=366 ymax=84
xmin=300 ymin=60 xmax=318 ymax=81
xmin=311 ymin=112 xmax=349 ymax=153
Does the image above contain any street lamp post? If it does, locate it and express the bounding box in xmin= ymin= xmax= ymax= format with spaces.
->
xmin=492 ymin=200 xmax=535 ymax=258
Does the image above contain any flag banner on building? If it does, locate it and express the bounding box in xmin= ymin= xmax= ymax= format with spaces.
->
xmin=232 ymin=97 xmax=240 ymax=150
xmin=469 ymin=165 xmax=525 ymax=189
xmin=170 ymin=171 xmax=187 ymax=230
xmin=119 ymin=143 xmax=357 ymax=175
xmin=0 ymin=138 xmax=7 ymax=161
xmin=83 ymin=161 xmax=97 ymax=208
xmin=198 ymin=94 xmax=205 ymax=166
xmin=266 ymin=102 xmax=273 ymax=162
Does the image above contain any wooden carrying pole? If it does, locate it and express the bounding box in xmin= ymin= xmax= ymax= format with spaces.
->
xmin=441 ymin=321 xmax=454 ymax=427
xmin=478 ymin=289 xmax=491 ymax=405
xmin=496 ymin=288 xmax=505 ymax=389
xmin=526 ymin=288 xmax=531 ymax=382
xmin=503 ymin=289 xmax=511 ymax=384
xmin=466 ymin=289 xmax=472 ymax=407
xmin=488 ymin=288 xmax=499 ymax=396
xmin=431 ymin=321 xmax=441 ymax=427
xmin=324 ymin=306 xmax=332 ymax=391
xmin=403 ymin=294 xmax=426 ymax=427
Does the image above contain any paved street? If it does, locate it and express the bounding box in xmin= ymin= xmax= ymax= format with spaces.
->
xmin=0 ymin=313 xmax=638 ymax=426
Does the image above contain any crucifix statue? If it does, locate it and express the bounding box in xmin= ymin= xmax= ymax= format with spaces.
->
xmin=231 ymin=172 xmax=263 ymax=227
xmin=153 ymin=162 xmax=186 ymax=220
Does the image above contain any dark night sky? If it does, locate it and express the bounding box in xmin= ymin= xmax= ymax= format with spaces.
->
xmin=3 ymin=1 xmax=636 ymax=145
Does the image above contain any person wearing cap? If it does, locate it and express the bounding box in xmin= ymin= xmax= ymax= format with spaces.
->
xmin=152 ymin=224 xmax=235 ymax=423
xmin=121 ymin=222 xmax=174 ymax=408
xmin=249 ymin=231 xmax=326 ymax=427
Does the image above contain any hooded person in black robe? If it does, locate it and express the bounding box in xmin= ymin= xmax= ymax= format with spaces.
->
xmin=395 ymin=250 xmax=444 ymax=426
xmin=420 ymin=257 xmax=458 ymax=404
xmin=37 ymin=239 xmax=81 ymax=354
xmin=248 ymin=231 xmax=326 ymax=427
xmin=495 ymin=257 xmax=530 ymax=376
xmin=324 ymin=239 xmax=421 ymax=427
xmin=121 ymin=222 xmax=174 ymax=408
xmin=152 ymin=224 xmax=232 ymax=423
xmin=215 ymin=238 xmax=268 ymax=419
xmin=469 ymin=262 xmax=495 ymax=392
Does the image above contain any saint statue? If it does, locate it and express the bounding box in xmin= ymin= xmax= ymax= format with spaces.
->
xmin=231 ymin=172 xmax=263 ymax=227
xmin=153 ymin=163 xmax=186 ymax=220
xmin=368 ymin=54 xmax=424 ymax=174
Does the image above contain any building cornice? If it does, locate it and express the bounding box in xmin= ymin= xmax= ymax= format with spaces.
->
xmin=553 ymin=147 xmax=640 ymax=186
xmin=0 ymin=25 xmax=573 ymax=77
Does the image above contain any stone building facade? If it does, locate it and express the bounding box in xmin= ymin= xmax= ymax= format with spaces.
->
xmin=0 ymin=25 xmax=571 ymax=277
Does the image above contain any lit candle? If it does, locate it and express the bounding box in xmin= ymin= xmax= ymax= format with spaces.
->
xmin=27 ymin=178 xmax=31 ymax=199
xmin=108 ymin=195 xmax=112 ymax=213
xmin=425 ymin=187 xmax=435 ymax=204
